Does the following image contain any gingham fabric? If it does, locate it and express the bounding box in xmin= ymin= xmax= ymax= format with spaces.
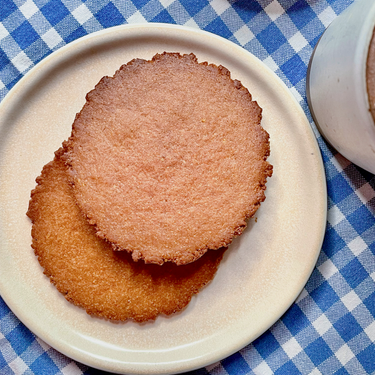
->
xmin=0 ymin=0 xmax=374 ymax=374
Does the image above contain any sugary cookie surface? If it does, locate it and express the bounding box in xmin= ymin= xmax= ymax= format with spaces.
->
xmin=65 ymin=52 xmax=272 ymax=265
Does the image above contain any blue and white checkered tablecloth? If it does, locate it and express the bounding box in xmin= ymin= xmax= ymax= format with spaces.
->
xmin=1 ymin=0 xmax=374 ymax=374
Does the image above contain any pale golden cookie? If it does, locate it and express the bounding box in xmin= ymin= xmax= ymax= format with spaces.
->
xmin=27 ymin=148 xmax=226 ymax=322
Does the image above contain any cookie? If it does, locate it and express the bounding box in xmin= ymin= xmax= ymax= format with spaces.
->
xmin=65 ymin=52 xmax=272 ymax=265
xmin=27 ymin=148 xmax=226 ymax=322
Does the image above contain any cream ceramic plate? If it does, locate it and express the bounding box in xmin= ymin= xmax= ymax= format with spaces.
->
xmin=0 ymin=24 xmax=326 ymax=374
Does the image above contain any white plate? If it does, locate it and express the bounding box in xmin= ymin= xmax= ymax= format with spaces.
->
xmin=0 ymin=24 xmax=326 ymax=374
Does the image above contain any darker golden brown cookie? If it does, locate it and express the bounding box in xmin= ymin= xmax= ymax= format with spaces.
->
xmin=65 ymin=52 xmax=272 ymax=265
xmin=27 ymin=148 xmax=226 ymax=322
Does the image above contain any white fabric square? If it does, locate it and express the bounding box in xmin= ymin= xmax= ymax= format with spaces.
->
xmin=282 ymin=337 xmax=303 ymax=358
xmin=364 ymin=321 xmax=375 ymax=342
xmin=19 ymin=0 xmax=39 ymax=19
xmin=0 ymin=23 xmax=9 ymax=41
xmin=318 ymin=259 xmax=338 ymax=279
xmin=265 ymin=0 xmax=284 ymax=21
xmin=263 ymin=55 xmax=278 ymax=72
xmin=210 ymin=0 xmax=231 ymax=15
xmin=318 ymin=7 xmax=337 ymax=28
xmin=289 ymin=31 xmax=308 ymax=53
xmin=184 ymin=18 xmax=200 ymax=29
xmin=327 ymin=205 xmax=345 ymax=226
xmin=313 ymin=314 xmax=332 ymax=336
xmin=11 ymin=51 xmax=33 ymax=73
xmin=159 ymin=0 xmax=175 ymax=7
xmin=347 ymin=236 xmax=367 ymax=256
xmin=253 ymin=361 xmax=273 ymax=375
xmin=42 ymin=28 xmax=63 ymax=49
xmin=127 ymin=11 xmax=147 ymax=24
xmin=335 ymin=344 xmax=355 ymax=366
xmin=289 ymin=86 xmax=303 ymax=103
xmin=341 ymin=291 xmax=362 ymax=312
xmin=309 ymin=368 xmax=323 ymax=375
xmin=72 ymin=4 xmax=93 ymax=25
xmin=234 ymin=25 xmax=254 ymax=45
xmin=9 ymin=357 xmax=28 ymax=375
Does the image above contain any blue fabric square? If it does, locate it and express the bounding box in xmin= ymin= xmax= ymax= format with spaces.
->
xmin=333 ymin=368 xmax=350 ymax=375
xmin=357 ymin=344 xmax=375 ymax=374
xmin=141 ymin=0 xmax=163 ymax=21
xmin=330 ymin=1 xmax=351 ymax=15
xmin=24 ymin=39 xmax=49 ymax=65
xmin=95 ymin=2 xmax=125 ymax=28
xmin=151 ymin=9 xmax=176 ymax=24
xmin=336 ymin=194 xmax=363 ymax=222
xmin=253 ymin=330 xmax=279 ymax=358
xmin=179 ymin=0 xmax=209 ymax=16
xmin=130 ymin=0 xmax=149 ymax=8
xmin=322 ymin=227 xmax=346 ymax=257
xmin=0 ymin=0 xmax=17 ymax=21
xmin=41 ymin=0 xmax=70 ymax=26
xmin=282 ymin=304 xmax=311 ymax=335
xmin=310 ymin=34 xmax=321 ymax=49
xmin=370 ymin=241 xmax=375 ymax=255
xmin=302 ymin=18 xmax=325 ymax=46
xmin=274 ymin=360 xmax=301 ymax=375
xmin=0 ymin=62 xmax=21 ymax=91
xmin=222 ymin=352 xmax=250 ymax=375
xmin=0 ymin=351 xmax=7 ymax=370
xmin=347 ymin=332 xmax=372 ymax=356
xmin=319 ymin=142 xmax=334 ymax=166
xmin=272 ymin=42 xmax=296 ymax=68
xmin=347 ymin=205 xmax=375 ymax=235
xmin=65 ymin=26 xmax=88 ymax=44
xmin=163 ymin=1 xmax=190 ymax=24
xmin=333 ymin=313 xmax=363 ymax=341
xmin=288 ymin=0 xmax=316 ymax=29
xmin=0 ymin=297 xmax=11 ymax=318
xmin=280 ymin=54 xmax=306 ymax=85
xmin=205 ymin=18 xmax=232 ymax=39
xmin=11 ymin=21 xmax=39 ymax=50
xmin=327 ymin=174 xmax=353 ymax=204
xmin=318 ymin=355 xmax=343 ymax=375
xmin=324 ymin=301 xmax=350 ymax=327
xmin=310 ymin=281 xmax=340 ymax=312
xmin=305 ymin=337 xmax=333 ymax=366
xmin=305 ymin=268 xmax=326 ymax=293
xmin=5 ymin=324 xmax=35 ymax=355
xmin=340 ymin=258 xmax=369 ymax=289
xmin=232 ymin=1 xmax=262 ymax=23
xmin=257 ymin=23 xmax=287 ymax=54
xmin=6 ymin=70 xmax=23 ymax=91
xmin=364 ymin=291 xmax=375 ymax=315
xmin=29 ymin=353 xmax=60 ymax=375
xmin=54 ymin=14 xmax=80 ymax=39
